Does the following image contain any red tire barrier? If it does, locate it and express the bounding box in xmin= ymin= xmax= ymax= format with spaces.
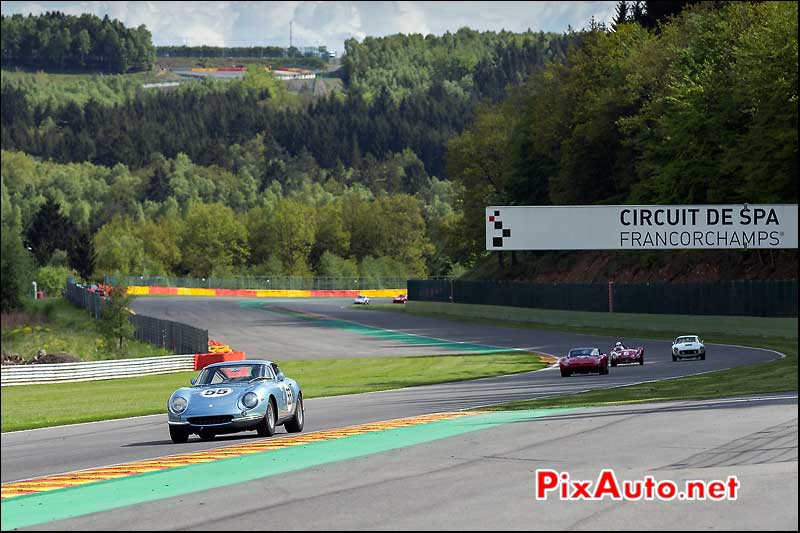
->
xmin=193 ymin=351 xmax=245 ymax=370
xmin=310 ymin=290 xmax=360 ymax=297
xmin=150 ymin=286 xmax=178 ymax=295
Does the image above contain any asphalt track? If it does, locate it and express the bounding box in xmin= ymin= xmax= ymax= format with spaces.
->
xmin=1 ymin=298 xmax=794 ymax=529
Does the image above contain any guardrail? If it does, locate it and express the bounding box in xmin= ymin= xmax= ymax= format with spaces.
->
xmin=0 ymin=355 xmax=195 ymax=386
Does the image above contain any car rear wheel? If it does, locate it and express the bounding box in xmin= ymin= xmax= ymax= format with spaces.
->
xmin=169 ymin=426 xmax=189 ymax=444
xmin=256 ymin=399 xmax=276 ymax=437
xmin=284 ymin=394 xmax=304 ymax=433
xmin=198 ymin=429 xmax=216 ymax=441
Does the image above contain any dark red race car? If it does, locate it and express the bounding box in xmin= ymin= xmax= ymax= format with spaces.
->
xmin=610 ymin=345 xmax=645 ymax=366
xmin=392 ymin=294 xmax=408 ymax=304
xmin=559 ymin=347 xmax=609 ymax=377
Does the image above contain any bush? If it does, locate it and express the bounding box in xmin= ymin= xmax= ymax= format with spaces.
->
xmin=35 ymin=265 xmax=76 ymax=297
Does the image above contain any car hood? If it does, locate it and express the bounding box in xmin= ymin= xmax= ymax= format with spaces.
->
xmin=172 ymin=384 xmax=258 ymax=414
xmin=674 ymin=342 xmax=702 ymax=349
xmin=562 ymin=355 xmax=602 ymax=364
xmin=174 ymin=384 xmax=256 ymax=401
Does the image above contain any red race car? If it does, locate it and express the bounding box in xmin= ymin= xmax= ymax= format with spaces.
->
xmin=393 ymin=294 xmax=408 ymax=304
xmin=610 ymin=344 xmax=644 ymax=366
xmin=559 ymin=347 xmax=609 ymax=377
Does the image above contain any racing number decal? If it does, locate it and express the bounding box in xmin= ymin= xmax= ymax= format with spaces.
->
xmin=201 ymin=388 xmax=232 ymax=397
xmin=285 ymin=386 xmax=293 ymax=410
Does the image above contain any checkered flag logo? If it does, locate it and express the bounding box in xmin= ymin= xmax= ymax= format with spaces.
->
xmin=488 ymin=210 xmax=511 ymax=248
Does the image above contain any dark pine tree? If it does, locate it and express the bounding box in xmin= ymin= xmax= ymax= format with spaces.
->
xmin=612 ymin=1 xmax=630 ymax=30
xmin=25 ymin=197 xmax=75 ymax=266
xmin=67 ymin=228 xmax=96 ymax=281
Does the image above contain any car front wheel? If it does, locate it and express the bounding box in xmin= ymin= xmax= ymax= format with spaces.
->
xmin=256 ymin=399 xmax=276 ymax=437
xmin=560 ymin=369 xmax=570 ymax=377
xmin=169 ymin=426 xmax=189 ymax=444
xmin=284 ymin=394 xmax=304 ymax=433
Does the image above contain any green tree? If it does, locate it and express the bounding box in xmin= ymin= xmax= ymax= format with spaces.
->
xmin=270 ymin=198 xmax=317 ymax=275
xmin=25 ymin=197 xmax=75 ymax=266
xmin=1 ymin=223 xmax=34 ymax=311
xmin=316 ymin=251 xmax=359 ymax=278
xmin=98 ymin=286 xmax=135 ymax=351
xmin=93 ymin=215 xmax=145 ymax=277
xmin=180 ymin=202 xmax=249 ymax=276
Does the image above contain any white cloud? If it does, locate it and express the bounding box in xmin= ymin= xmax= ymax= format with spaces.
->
xmin=1 ymin=1 xmax=619 ymax=51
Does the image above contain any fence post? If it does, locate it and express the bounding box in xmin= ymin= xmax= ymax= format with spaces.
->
xmin=608 ymin=281 xmax=614 ymax=313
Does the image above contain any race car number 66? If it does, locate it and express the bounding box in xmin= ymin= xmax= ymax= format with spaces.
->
xmin=201 ymin=388 xmax=232 ymax=397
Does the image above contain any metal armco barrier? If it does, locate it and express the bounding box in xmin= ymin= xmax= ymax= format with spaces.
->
xmin=408 ymin=279 xmax=798 ymax=317
xmin=0 ymin=355 xmax=195 ymax=386
xmin=130 ymin=314 xmax=208 ymax=355
xmin=65 ymin=280 xmax=209 ymax=354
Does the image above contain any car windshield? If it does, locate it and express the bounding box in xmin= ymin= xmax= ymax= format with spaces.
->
xmin=196 ymin=364 xmax=266 ymax=385
xmin=569 ymin=348 xmax=598 ymax=357
xmin=676 ymin=336 xmax=698 ymax=344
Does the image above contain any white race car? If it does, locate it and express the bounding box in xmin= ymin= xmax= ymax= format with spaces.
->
xmin=353 ymin=295 xmax=370 ymax=305
xmin=672 ymin=335 xmax=705 ymax=361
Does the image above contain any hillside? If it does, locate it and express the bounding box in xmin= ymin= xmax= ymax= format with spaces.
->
xmin=465 ymin=250 xmax=799 ymax=284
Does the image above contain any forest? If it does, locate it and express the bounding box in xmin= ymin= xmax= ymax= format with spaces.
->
xmin=2 ymin=1 xmax=797 ymax=312
xmin=1 ymin=11 xmax=155 ymax=73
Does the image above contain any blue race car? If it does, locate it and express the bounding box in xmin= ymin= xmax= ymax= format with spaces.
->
xmin=167 ymin=360 xmax=304 ymax=443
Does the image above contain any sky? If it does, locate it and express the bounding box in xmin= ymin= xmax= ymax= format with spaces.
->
xmin=0 ymin=1 xmax=618 ymax=52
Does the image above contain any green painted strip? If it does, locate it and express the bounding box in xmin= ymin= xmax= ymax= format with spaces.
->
xmin=0 ymin=408 xmax=573 ymax=530
xmin=246 ymin=302 xmax=518 ymax=354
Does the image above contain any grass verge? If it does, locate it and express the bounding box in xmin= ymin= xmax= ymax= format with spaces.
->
xmin=1 ymin=298 xmax=172 ymax=361
xmin=0 ymin=352 xmax=546 ymax=432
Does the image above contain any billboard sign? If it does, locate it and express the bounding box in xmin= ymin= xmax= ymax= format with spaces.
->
xmin=486 ymin=204 xmax=799 ymax=250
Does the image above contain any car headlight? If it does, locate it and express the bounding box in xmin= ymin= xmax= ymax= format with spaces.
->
xmin=170 ymin=396 xmax=188 ymax=414
xmin=242 ymin=392 xmax=259 ymax=409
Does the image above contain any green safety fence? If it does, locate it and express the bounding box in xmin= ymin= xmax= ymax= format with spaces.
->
xmin=408 ymin=279 xmax=798 ymax=317
xmin=65 ymin=280 xmax=208 ymax=354
xmin=110 ymin=276 xmax=437 ymax=291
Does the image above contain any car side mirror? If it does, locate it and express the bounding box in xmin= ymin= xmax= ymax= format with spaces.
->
xmin=190 ymin=377 xmax=196 ymax=385
xmin=277 ymin=372 xmax=285 ymax=382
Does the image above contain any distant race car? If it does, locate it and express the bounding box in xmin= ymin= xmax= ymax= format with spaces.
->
xmin=672 ymin=335 xmax=705 ymax=361
xmin=167 ymin=360 xmax=304 ymax=443
xmin=87 ymin=284 xmax=107 ymax=297
xmin=393 ymin=294 xmax=408 ymax=304
xmin=610 ymin=345 xmax=645 ymax=366
xmin=559 ymin=347 xmax=609 ymax=377
xmin=354 ymin=295 xmax=370 ymax=305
